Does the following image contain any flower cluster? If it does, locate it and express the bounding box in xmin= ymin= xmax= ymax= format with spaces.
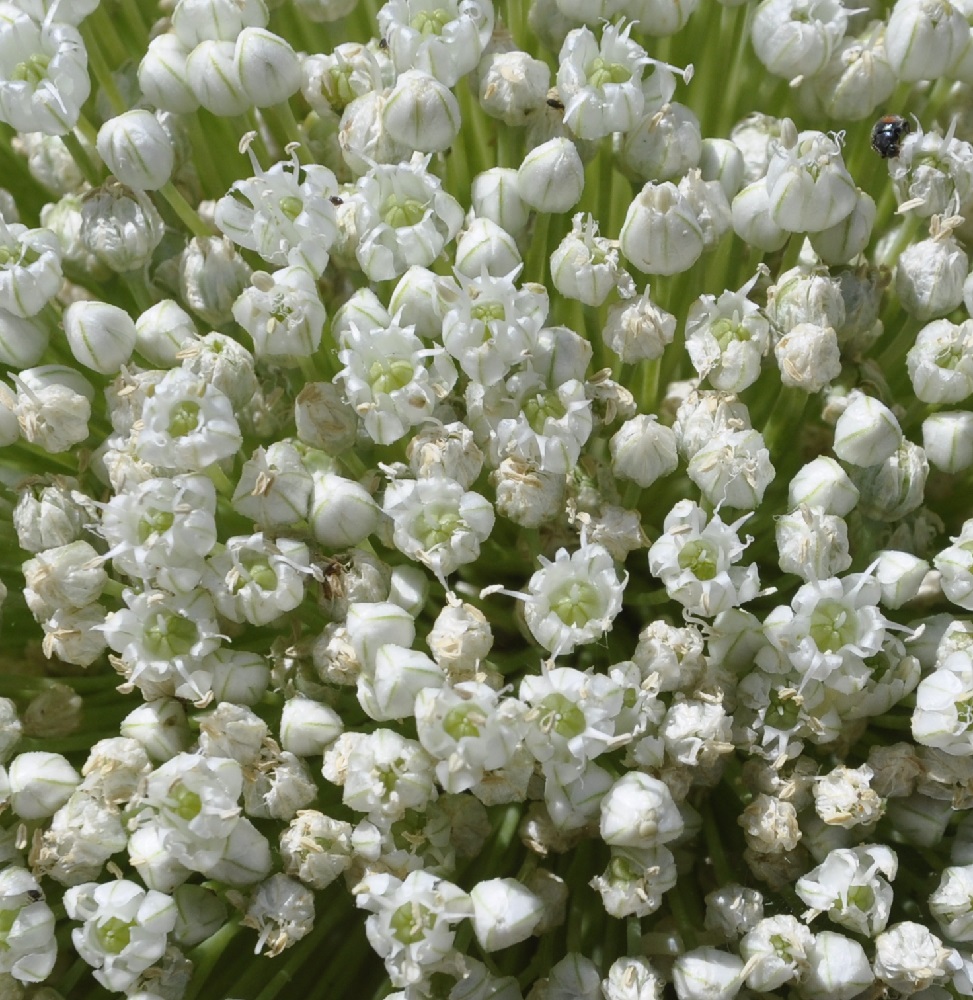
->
xmin=3 ymin=0 xmax=973 ymax=999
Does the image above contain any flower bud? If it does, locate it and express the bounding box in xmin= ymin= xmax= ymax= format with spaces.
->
xmin=81 ymin=182 xmax=165 ymax=273
xmin=96 ymin=110 xmax=174 ymax=191
xmin=752 ymin=0 xmax=847 ymax=79
xmin=923 ymin=410 xmax=973 ymax=472
xmin=209 ymin=649 xmax=271 ymax=705
xmin=886 ymin=0 xmax=969 ymax=82
xmin=309 ymin=472 xmax=381 ymax=549
xmin=471 ymin=167 xmax=531 ymax=239
xmin=832 ymin=391 xmax=902 ymax=467
xmin=620 ymin=180 xmax=704 ymax=275
xmin=7 ymin=751 xmax=79 ymax=819
xmin=849 ymin=438 xmax=928 ymax=521
xmin=809 ymin=189 xmax=876 ymax=265
xmin=135 ymin=299 xmax=197 ymax=368
xmin=610 ymin=414 xmax=678 ymax=488
xmin=138 ymin=34 xmax=199 ymax=114
xmin=279 ymin=694 xmax=343 ymax=756
xmin=120 ymin=699 xmax=191 ymax=762
xmin=731 ymin=180 xmax=789 ymax=251
xmin=895 ymin=223 xmax=968 ymax=321
xmin=236 ymin=27 xmax=302 ymax=107
xmin=360 ymin=643 xmax=443 ymax=721
xmin=470 ymin=878 xmax=544 ymax=951
xmin=603 ymin=286 xmax=676 ymax=362
xmin=774 ymin=322 xmax=841 ymax=392
xmin=345 ymin=601 xmax=415 ymax=669
xmin=388 ymin=564 xmax=428 ymax=617
xmin=699 ymin=137 xmax=745 ymax=199
xmin=186 ymin=39 xmax=249 ymax=116
xmin=517 ymin=137 xmax=585 ymax=214
xmin=453 ymin=217 xmax=522 ymax=278
xmin=383 ymin=69 xmax=461 ymax=154
xmin=63 ymin=301 xmax=137 ymax=374
xmin=801 ymin=932 xmax=874 ymax=1000
xmin=0 ymin=309 xmax=47 ymax=368
xmin=172 ymin=0 xmax=269 ymax=47
xmin=600 ymin=772 xmax=684 ymax=849
xmin=294 ymin=381 xmax=358 ymax=453
xmin=478 ymin=50 xmax=550 ymax=125
xmin=180 ymin=236 xmax=252 ymax=327
xmin=788 ymin=456 xmax=859 ymax=514
xmin=672 ymin=947 xmax=746 ymax=1000
xmin=619 ymin=102 xmax=702 ymax=182
xmin=873 ymin=549 xmax=930 ymax=608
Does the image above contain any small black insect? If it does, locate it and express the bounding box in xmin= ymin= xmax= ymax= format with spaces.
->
xmin=871 ymin=114 xmax=911 ymax=159
xmin=26 ymin=889 xmax=42 ymax=901
xmin=329 ymin=195 xmax=343 ymax=206
xmin=547 ymin=97 xmax=564 ymax=111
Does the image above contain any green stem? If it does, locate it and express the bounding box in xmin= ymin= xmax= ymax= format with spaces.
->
xmin=157 ymin=181 xmax=213 ymax=239
xmin=60 ymin=131 xmax=102 ymax=188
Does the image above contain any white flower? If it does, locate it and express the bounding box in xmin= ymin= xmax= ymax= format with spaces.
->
xmin=685 ymin=273 xmax=770 ymax=392
xmin=215 ymin=149 xmax=338 ymax=275
xmin=355 ymin=870 xmax=472 ymax=987
xmin=0 ymin=13 xmax=90 ymax=134
xmin=64 ymin=880 xmax=176 ymax=993
xmin=203 ymin=534 xmax=311 ymax=627
xmin=907 ymin=318 xmax=973 ymax=404
xmin=0 ymin=220 xmax=61 ymax=318
xmin=740 ymin=914 xmax=813 ymax=991
xmin=470 ymin=878 xmax=544 ymax=951
xmin=353 ymin=158 xmax=464 ymax=281
xmin=873 ymin=921 xmax=962 ymax=994
xmin=672 ymin=947 xmax=746 ymax=1000
xmin=751 ymin=0 xmax=847 ymax=80
xmin=912 ymin=651 xmax=973 ymax=754
xmin=243 ymin=874 xmax=315 ymax=956
xmin=0 ymin=868 xmax=56 ymax=983
xmin=930 ymin=865 xmax=973 ymax=941
xmin=518 ymin=541 xmax=627 ymax=656
xmin=336 ymin=315 xmax=457 ymax=445
xmin=557 ymin=21 xmax=648 ymax=140
xmin=550 ymin=213 xmax=633 ymax=306
xmin=813 ymin=763 xmax=885 ymax=829
xmin=935 ymin=520 xmax=973 ymax=610
xmin=384 ymin=476 xmax=495 ymax=581
xmin=135 ymin=369 xmax=243 ymax=472
xmin=796 ymin=844 xmax=897 ymax=935
xmin=765 ymin=126 xmax=857 ymax=233
xmin=378 ymin=0 xmax=493 ymax=86
xmin=648 ymin=500 xmax=759 ymax=617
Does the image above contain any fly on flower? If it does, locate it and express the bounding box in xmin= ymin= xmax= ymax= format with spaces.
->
xmin=871 ymin=115 xmax=911 ymax=159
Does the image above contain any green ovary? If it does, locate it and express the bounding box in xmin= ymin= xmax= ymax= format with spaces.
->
xmin=587 ymin=57 xmax=632 ymax=89
xmin=382 ymin=196 xmax=426 ymax=228
xmin=96 ymin=917 xmax=133 ymax=955
xmin=550 ymin=579 xmax=599 ymax=627
xmin=12 ymin=53 xmax=49 ymax=84
xmin=524 ymin=391 xmax=566 ymax=433
xmin=808 ymin=599 xmax=858 ymax=652
xmin=390 ymin=901 xmax=434 ymax=944
xmin=537 ymin=692 xmax=586 ymax=739
xmin=678 ymin=539 xmax=719 ymax=581
xmin=410 ymin=8 xmax=451 ymax=34
xmin=443 ymin=704 xmax=484 ymax=740
xmin=144 ymin=612 xmax=198 ymax=658
xmin=167 ymin=401 xmax=200 ymax=438
xmin=369 ymin=358 xmax=415 ymax=395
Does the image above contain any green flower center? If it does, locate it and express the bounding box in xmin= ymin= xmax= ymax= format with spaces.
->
xmin=587 ymin=56 xmax=632 ymax=88
xmin=537 ymin=692 xmax=586 ymax=739
xmin=327 ymin=67 xmax=356 ymax=109
xmin=0 ymin=908 xmax=17 ymax=938
xmin=846 ymin=885 xmax=875 ymax=912
xmin=410 ymin=8 xmax=451 ymax=34
xmin=417 ymin=507 xmax=462 ymax=548
xmin=369 ymin=358 xmax=415 ymax=395
xmin=171 ymin=783 xmax=202 ymax=821
xmin=524 ymin=391 xmax=566 ymax=433
xmin=383 ymin=196 xmax=426 ymax=228
xmin=678 ymin=538 xmax=719 ymax=581
xmin=809 ymin=598 xmax=858 ymax=652
xmin=13 ymin=53 xmax=49 ymax=84
xmin=550 ymin=579 xmax=600 ymax=627
xmin=280 ymin=195 xmax=303 ymax=221
xmin=471 ymin=301 xmax=505 ymax=324
xmin=144 ymin=612 xmax=198 ymax=658
xmin=390 ymin=901 xmax=434 ymax=944
xmin=96 ymin=917 xmax=132 ymax=955
xmin=138 ymin=509 xmax=174 ymax=543
xmin=168 ymin=401 xmax=200 ymax=438
xmin=712 ymin=317 xmax=749 ymax=351
xmin=443 ymin=703 xmax=484 ymax=740
xmin=766 ymin=688 xmax=801 ymax=731
xmin=238 ymin=552 xmax=278 ymax=592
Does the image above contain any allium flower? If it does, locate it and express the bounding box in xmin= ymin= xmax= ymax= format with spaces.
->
xmin=0 ymin=13 xmax=90 ymax=134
